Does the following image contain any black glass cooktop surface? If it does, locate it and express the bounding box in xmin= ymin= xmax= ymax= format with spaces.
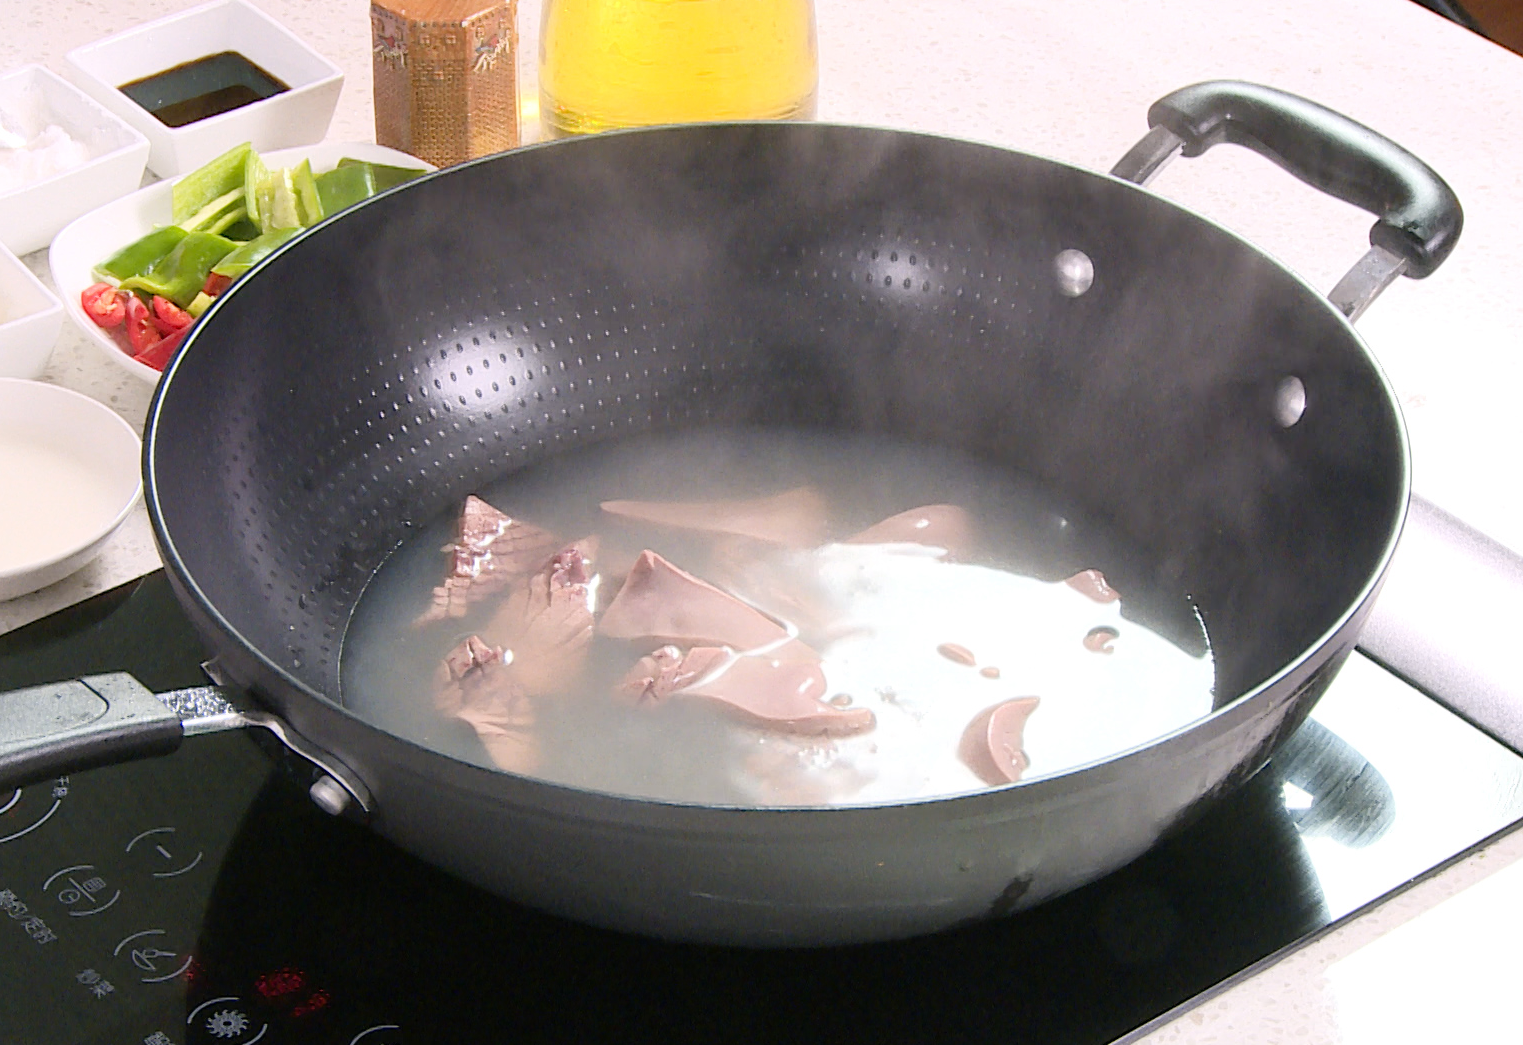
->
xmin=3 ymin=572 xmax=1522 ymax=1045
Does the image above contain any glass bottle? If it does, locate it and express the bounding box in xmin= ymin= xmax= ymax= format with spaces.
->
xmin=538 ymin=0 xmax=817 ymax=137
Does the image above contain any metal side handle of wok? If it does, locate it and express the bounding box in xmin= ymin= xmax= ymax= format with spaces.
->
xmin=0 ymin=673 xmax=372 ymax=821
xmin=1111 ymin=80 xmax=1463 ymax=321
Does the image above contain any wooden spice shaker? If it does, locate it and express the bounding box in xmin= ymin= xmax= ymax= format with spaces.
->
xmin=371 ymin=0 xmax=520 ymax=168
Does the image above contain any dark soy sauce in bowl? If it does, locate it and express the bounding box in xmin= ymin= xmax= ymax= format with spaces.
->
xmin=119 ymin=51 xmax=289 ymax=128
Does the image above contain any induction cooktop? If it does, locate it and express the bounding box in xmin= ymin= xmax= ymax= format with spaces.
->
xmin=3 ymin=567 xmax=1522 ymax=1045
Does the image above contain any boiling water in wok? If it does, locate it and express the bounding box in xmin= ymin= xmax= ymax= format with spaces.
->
xmin=340 ymin=428 xmax=1215 ymax=806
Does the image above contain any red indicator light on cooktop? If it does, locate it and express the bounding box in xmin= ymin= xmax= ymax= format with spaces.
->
xmin=255 ymin=967 xmax=306 ymax=999
xmin=290 ymin=989 xmax=331 ymax=1017
xmin=252 ymin=966 xmax=331 ymax=1018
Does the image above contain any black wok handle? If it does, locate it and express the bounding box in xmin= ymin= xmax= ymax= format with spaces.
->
xmin=0 ymin=675 xmax=183 ymax=788
xmin=1144 ymin=80 xmax=1462 ymax=279
xmin=0 ymin=673 xmax=372 ymax=821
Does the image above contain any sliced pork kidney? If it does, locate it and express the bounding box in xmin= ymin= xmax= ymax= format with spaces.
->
xmin=480 ymin=537 xmax=599 ymax=697
xmin=417 ymin=495 xmax=562 ymax=624
xmin=600 ymin=487 xmax=828 ymax=547
xmin=598 ymin=549 xmax=794 ymax=652
xmin=958 ymin=696 xmax=1041 ymax=785
xmin=615 ymin=644 xmax=729 ymax=703
xmin=616 ymin=644 xmax=875 ymax=736
xmin=435 ymin=634 xmax=539 ymax=774
xmin=432 ymin=538 xmax=600 ymax=773
xmin=844 ymin=504 xmax=972 ymax=558
xmin=1065 ymin=568 xmax=1120 ymax=603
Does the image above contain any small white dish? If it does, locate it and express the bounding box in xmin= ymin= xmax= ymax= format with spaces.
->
xmin=0 ymin=65 xmax=150 ymax=256
xmin=49 ymin=141 xmax=432 ymax=386
xmin=0 ymin=378 xmax=142 ymax=602
xmin=64 ymin=0 xmax=343 ymax=177
xmin=0 ymin=242 xmax=64 ymax=379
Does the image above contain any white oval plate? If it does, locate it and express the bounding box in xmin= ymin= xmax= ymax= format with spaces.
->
xmin=49 ymin=141 xmax=434 ymax=386
xmin=0 ymin=378 xmax=142 ymax=601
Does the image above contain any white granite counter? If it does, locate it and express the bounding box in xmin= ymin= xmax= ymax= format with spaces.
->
xmin=4 ymin=1 xmax=1522 ymax=1039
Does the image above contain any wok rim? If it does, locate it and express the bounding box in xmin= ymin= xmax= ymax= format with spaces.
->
xmin=141 ymin=118 xmax=1414 ymax=819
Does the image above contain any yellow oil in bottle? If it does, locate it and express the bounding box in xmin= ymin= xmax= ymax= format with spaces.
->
xmin=538 ymin=0 xmax=817 ymax=137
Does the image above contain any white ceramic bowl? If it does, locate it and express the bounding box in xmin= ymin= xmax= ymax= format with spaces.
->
xmin=63 ymin=0 xmax=343 ymax=177
xmin=0 ymin=243 xmax=64 ymax=379
xmin=0 ymin=65 xmax=150 ymax=256
xmin=0 ymin=378 xmax=142 ymax=602
xmin=49 ymin=141 xmax=433 ymax=386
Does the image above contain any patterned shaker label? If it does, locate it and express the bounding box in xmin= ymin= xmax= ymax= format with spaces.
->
xmin=372 ymin=6 xmax=408 ymax=69
xmin=472 ymin=18 xmax=511 ymax=73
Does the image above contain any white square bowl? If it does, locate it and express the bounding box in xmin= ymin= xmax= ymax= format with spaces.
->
xmin=0 ymin=65 xmax=150 ymax=256
xmin=0 ymin=242 xmax=64 ymax=379
xmin=64 ymin=0 xmax=344 ymax=177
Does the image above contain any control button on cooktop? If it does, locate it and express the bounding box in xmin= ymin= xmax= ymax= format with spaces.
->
xmin=0 ymin=778 xmax=70 ymax=846
xmin=114 ymin=927 xmax=196 ymax=984
xmin=42 ymin=863 xmax=121 ymax=916
xmin=186 ymin=996 xmax=268 ymax=1044
xmin=125 ymin=826 xmax=206 ymax=879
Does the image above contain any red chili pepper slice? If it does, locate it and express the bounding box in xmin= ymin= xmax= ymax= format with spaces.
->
xmin=202 ymin=272 xmax=233 ymax=298
xmin=81 ymin=282 xmax=126 ymax=328
xmin=131 ymin=323 xmax=190 ymax=371
xmin=151 ymin=295 xmax=194 ymax=334
xmin=124 ymin=293 xmax=159 ymax=356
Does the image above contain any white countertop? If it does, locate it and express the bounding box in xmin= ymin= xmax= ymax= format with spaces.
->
xmin=5 ymin=1 xmax=1523 ymax=1039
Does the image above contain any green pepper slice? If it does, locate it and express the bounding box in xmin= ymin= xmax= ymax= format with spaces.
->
xmin=314 ymin=162 xmax=376 ymax=215
xmin=209 ymin=226 xmax=301 ymax=279
xmin=94 ymin=225 xmax=188 ymax=283
xmin=243 ymin=148 xmax=270 ymax=232
xmin=185 ymin=291 xmax=215 ymax=319
xmin=291 ymin=159 xmax=324 ymax=226
xmin=336 ymin=157 xmax=429 ymax=192
xmin=172 ymin=143 xmax=253 ymax=228
xmin=254 ymin=165 xmax=303 ymax=232
xmin=177 ymin=186 xmax=247 ymax=236
xmin=120 ymin=231 xmax=239 ymax=308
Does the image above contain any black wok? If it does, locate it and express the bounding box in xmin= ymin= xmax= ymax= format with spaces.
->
xmin=0 ymin=82 xmax=1460 ymax=946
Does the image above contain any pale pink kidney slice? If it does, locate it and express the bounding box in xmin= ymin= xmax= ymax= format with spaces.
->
xmin=1065 ymin=568 xmax=1119 ymax=603
xmin=479 ymin=537 xmax=599 ymax=697
xmin=845 ymin=504 xmax=972 ymax=558
xmin=617 ymin=643 xmax=874 ymax=737
xmin=599 ymin=549 xmax=792 ymax=652
xmin=959 ymin=696 xmax=1041 ymax=785
xmin=600 ymin=487 xmax=828 ymax=547
xmin=434 ymin=634 xmax=538 ymax=774
xmin=417 ymin=495 xmax=562 ymax=624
